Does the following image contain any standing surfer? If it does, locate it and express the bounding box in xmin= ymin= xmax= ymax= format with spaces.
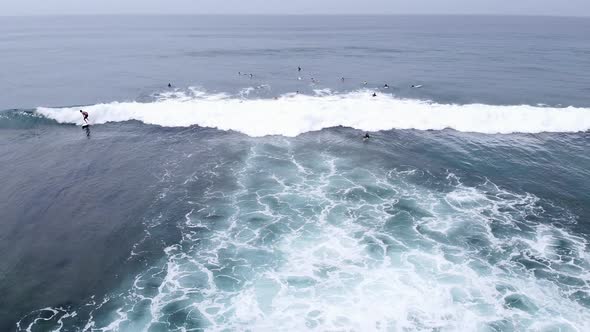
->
xmin=80 ymin=110 xmax=89 ymax=124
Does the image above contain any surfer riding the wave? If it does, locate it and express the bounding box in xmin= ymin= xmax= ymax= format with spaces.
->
xmin=80 ymin=110 xmax=89 ymax=124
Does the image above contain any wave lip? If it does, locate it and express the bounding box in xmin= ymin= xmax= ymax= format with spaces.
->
xmin=36 ymin=90 xmax=590 ymax=137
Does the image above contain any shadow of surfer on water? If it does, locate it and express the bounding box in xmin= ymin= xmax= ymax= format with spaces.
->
xmin=84 ymin=125 xmax=91 ymax=138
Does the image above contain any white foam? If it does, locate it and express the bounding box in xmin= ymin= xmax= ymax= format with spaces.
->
xmin=17 ymin=145 xmax=590 ymax=331
xmin=36 ymin=90 xmax=590 ymax=137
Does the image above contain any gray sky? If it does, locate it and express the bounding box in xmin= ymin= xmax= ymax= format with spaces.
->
xmin=2 ymin=0 xmax=590 ymax=17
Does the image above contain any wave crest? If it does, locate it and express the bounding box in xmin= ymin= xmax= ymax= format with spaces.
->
xmin=36 ymin=90 xmax=590 ymax=136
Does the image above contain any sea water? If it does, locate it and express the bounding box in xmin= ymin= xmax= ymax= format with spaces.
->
xmin=1 ymin=15 xmax=589 ymax=331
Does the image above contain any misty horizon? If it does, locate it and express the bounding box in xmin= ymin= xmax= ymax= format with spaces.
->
xmin=2 ymin=13 xmax=590 ymax=18
xmin=2 ymin=0 xmax=590 ymax=17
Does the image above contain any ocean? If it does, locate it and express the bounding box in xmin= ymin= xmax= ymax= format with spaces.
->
xmin=1 ymin=15 xmax=590 ymax=331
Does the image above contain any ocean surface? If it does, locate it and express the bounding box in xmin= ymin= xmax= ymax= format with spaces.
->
xmin=1 ymin=15 xmax=590 ymax=331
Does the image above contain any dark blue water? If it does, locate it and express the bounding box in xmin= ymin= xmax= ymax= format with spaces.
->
xmin=1 ymin=15 xmax=590 ymax=331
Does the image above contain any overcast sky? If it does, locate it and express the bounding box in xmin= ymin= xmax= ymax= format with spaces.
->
xmin=2 ymin=0 xmax=589 ymax=17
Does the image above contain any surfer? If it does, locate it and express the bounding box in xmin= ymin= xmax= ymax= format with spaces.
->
xmin=298 ymin=66 xmax=302 ymax=72
xmin=80 ymin=110 xmax=89 ymax=124
xmin=168 ymin=83 xmax=172 ymax=88
xmin=363 ymin=132 xmax=370 ymax=140
xmin=372 ymin=92 xmax=377 ymax=97
xmin=384 ymin=84 xmax=389 ymax=89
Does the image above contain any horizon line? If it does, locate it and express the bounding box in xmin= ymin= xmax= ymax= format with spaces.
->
xmin=1 ymin=13 xmax=589 ymax=19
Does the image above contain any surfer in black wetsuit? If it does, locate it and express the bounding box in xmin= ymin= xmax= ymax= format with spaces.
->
xmin=372 ymin=92 xmax=377 ymax=97
xmin=80 ymin=110 xmax=89 ymax=124
xmin=363 ymin=132 xmax=370 ymax=140
xmin=168 ymin=83 xmax=172 ymax=88
xmin=298 ymin=66 xmax=302 ymax=72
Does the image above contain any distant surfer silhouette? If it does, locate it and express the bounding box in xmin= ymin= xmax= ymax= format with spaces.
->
xmin=80 ymin=110 xmax=89 ymax=124
xmin=363 ymin=132 xmax=370 ymax=141
xmin=372 ymin=92 xmax=377 ymax=97
xmin=168 ymin=83 xmax=172 ymax=88
xmin=384 ymin=84 xmax=389 ymax=89
xmin=298 ymin=66 xmax=302 ymax=72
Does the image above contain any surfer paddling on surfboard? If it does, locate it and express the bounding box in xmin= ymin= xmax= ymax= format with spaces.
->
xmin=80 ymin=110 xmax=89 ymax=125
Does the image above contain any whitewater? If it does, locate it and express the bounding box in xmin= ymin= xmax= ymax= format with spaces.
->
xmin=36 ymin=90 xmax=590 ymax=137
xmin=14 ymin=140 xmax=590 ymax=332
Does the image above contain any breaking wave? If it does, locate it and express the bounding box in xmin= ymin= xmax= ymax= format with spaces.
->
xmin=34 ymin=89 xmax=590 ymax=136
